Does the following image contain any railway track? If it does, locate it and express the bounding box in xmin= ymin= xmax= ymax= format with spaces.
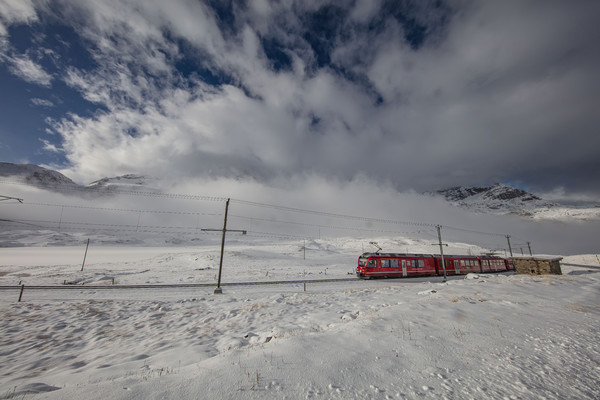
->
xmin=0 ymin=277 xmax=358 ymax=291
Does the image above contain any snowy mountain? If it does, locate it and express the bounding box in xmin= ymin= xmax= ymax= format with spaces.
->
xmin=87 ymin=174 xmax=158 ymax=191
xmin=0 ymin=163 xmax=158 ymax=194
xmin=432 ymin=183 xmax=600 ymax=221
xmin=0 ymin=162 xmax=78 ymax=187
xmin=434 ymin=183 xmax=553 ymax=214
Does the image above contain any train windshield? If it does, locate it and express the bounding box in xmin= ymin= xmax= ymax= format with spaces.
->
xmin=358 ymin=256 xmax=369 ymax=267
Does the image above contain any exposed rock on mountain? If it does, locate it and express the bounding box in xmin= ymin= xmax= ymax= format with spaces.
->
xmin=0 ymin=162 xmax=77 ymax=187
xmin=432 ymin=183 xmax=600 ymax=220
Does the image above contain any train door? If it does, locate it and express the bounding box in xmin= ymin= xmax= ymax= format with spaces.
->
xmin=454 ymin=260 xmax=460 ymax=274
xmin=401 ymin=259 xmax=407 ymax=277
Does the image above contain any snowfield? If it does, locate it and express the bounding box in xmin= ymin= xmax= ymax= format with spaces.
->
xmin=1 ymin=237 xmax=599 ymax=399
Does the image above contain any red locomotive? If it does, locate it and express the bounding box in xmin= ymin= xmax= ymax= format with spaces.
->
xmin=356 ymin=252 xmax=513 ymax=279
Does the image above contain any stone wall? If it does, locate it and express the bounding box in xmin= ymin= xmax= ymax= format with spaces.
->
xmin=511 ymin=257 xmax=562 ymax=275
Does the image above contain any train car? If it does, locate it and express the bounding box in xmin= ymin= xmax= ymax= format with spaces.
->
xmin=434 ymin=255 xmax=482 ymax=275
xmin=479 ymin=256 xmax=511 ymax=273
xmin=356 ymin=253 xmax=437 ymax=279
xmin=357 ymin=252 xmax=512 ymax=279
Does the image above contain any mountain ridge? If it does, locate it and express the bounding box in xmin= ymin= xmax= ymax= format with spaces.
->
xmin=1 ymin=162 xmax=598 ymax=221
xmin=0 ymin=162 xmax=77 ymax=187
xmin=431 ymin=183 xmax=600 ymax=221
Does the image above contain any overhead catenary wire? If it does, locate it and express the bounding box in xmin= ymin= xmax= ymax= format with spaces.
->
xmin=439 ymin=224 xmax=509 ymax=238
xmin=1 ymin=180 xmax=528 ymax=244
xmin=23 ymin=201 xmax=221 ymax=216
xmin=230 ymin=198 xmax=435 ymax=228
xmin=0 ymin=179 xmax=227 ymax=202
xmin=230 ymin=214 xmax=437 ymax=237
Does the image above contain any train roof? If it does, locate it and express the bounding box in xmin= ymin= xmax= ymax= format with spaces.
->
xmin=359 ymin=252 xmax=504 ymax=259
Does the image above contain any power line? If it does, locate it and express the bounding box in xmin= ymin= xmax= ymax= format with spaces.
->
xmin=1 ymin=179 xmax=526 ymax=241
xmin=23 ymin=201 xmax=221 ymax=216
xmin=230 ymin=198 xmax=435 ymax=227
xmin=0 ymin=179 xmax=227 ymax=202
xmin=231 ymin=214 xmax=436 ymax=236
xmin=440 ymin=224 xmax=508 ymax=238
xmin=0 ymin=195 xmax=23 ymax=203
xmin=0 ymin=218 xmax=209 ymax=233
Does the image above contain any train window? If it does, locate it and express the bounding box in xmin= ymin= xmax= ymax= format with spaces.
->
xmin=381 ymin=259 xmax=390 ymax=268
xmin=367 ymin=260 xmax=375 ymax=268
xmin=413 ymin=259 xmax=424 ymax=268
xmin=460 ymin=260 xmax=466 ymax=266
xmin=390 ymin=259 xmax=399 ymax=268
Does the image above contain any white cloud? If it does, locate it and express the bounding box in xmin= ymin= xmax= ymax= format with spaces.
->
xmin=0 ymin=0 xmax=37 ymax=36
xmin=31 ymin=97 xmax=54 ymax=107
xmin=8 ymin=54 xmax=52 ymax=86
xmin=39 ymin=138 xmax=61 ymax=153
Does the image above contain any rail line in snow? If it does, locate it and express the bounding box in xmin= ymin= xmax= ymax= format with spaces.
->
xmin=0 ymin=277 xmax=358 ymax=291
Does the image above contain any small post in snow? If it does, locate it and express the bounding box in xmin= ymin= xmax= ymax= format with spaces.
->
xmin=303 ymin=239 xmax=306 ymax=260
xmin=81 ymin=238 xmax=90 ymax=272
xmin=18 ymin=284 xmax=25 ymax=302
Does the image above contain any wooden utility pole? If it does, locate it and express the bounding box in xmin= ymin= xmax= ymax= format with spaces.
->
xmin=205 ymin=199 xmax=246 ymax=294
xmin=81 ymin=238 xmax=90 ymax=271
xmin=214 ymin=199 xmax=230 ymax=294
xmin=436 ymin=225 xmax=448 ymax=282
xmin=506 ymin=235 xmax=513 ymax=257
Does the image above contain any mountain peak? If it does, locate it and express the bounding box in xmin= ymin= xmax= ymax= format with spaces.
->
xmin=0 ymin=162 xmax=77 ymax=187
xmin=484 ymin=183 xmax=542 ymax=202
xmin=433 ymin=183 xmax=552 ymax=216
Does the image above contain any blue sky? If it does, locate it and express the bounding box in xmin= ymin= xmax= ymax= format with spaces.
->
xmin=1 ymin=0 xmax=599 ymax=199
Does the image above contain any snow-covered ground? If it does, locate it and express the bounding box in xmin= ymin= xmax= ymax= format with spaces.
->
xmin=529 ymin=206 xmax=600 ymax=222
xmin=1 ymin=236 xmax=599 ymax=399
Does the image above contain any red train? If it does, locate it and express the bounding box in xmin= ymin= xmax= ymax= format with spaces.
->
xmin=356 ymin=252 xmax=514 ymax=279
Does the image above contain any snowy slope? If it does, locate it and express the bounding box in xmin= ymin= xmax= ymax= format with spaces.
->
xmin=86 ymin=174 xmax=160 ymax=191
xmin=433 ymin=183 xmax=600 ymax=221
xmin=0 ymin=239 xmax=599 ymax=400
xmin=0 ymin=163 xmax=161 ymax=196
xmin=0 ymin=162 xmax=78 ymax=187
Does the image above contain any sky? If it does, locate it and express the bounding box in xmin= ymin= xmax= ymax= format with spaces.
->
xmin=0 ymin=0 xmax=599 ymax=200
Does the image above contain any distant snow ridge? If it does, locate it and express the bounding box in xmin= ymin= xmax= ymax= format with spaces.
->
xmin=434 ymin=183 xmax=554 ymax=217
xmin=433 ymin=183 xmax=600 ymax=221
xmin=0 ymin=162 xmax=77 ymax=187
xmin=87 ymin=174 xmax=155 ymax=189
xmin=0 ymin=163 xmax=158 ymax=195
